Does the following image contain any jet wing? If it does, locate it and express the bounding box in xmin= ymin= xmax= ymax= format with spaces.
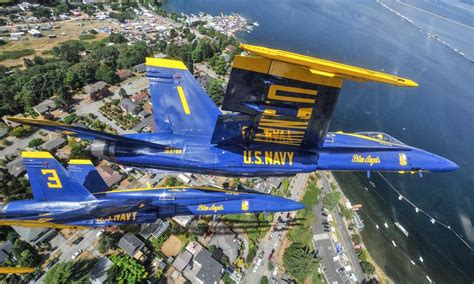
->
xmin=6 ymin=117 xmax=167 ymax=150
xmin=146 ymin=58 xmax=222 ymax=138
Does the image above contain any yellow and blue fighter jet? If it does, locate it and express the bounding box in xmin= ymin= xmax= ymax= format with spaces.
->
xmin=0 ymin=152 xmax=303 ymax=229
xmin=7 ymin=44 xmax=458 ymax=177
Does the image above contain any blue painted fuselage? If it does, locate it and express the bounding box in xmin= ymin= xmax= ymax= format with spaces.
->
xmin=95 ymin=131 xmax=458 ymax=177
xmin=0 ymin=187 xmax=303 ymax=227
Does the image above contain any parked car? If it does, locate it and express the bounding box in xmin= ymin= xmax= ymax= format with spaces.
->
xmin=72 ymin=236 xmax=84 ymax=245
xmin=71 ymin=249 xmax=83 ymax=260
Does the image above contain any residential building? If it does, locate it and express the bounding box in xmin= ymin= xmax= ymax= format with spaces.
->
xmin=116 ymin=69 xmax=132 ymax=81
xmin=89 ymin=256 xmax=113 ymax=284
xmin=0 ymin=128 xmax=8 ymax=139
xmin=139 ymin=219 xmax=169 ymax=239
xmin=183 ymin=247 xmax=223 ymax=284
xmin=3 ymin=114 xmax=24 ymax=127
xmin=209 ymin=222 xmax=241 ymax=263
xmin=120 ymin=98 xmax=141 ymax=116
xmin=12 ymin=227 xmax=56 ymax=247
xmin=0 ymin=240 xmax=13 ymax=263
xmin=97 ymin=164 xmax=123 ymax=187
xmin=131 ymin=91 xmax=149 ymax=104
xmin=6 ymin=158 xmax=25 ymax=177
xmin=173 ymin=215 xmax=194 ymax=228
xmin=84 ymin=81 xmax=109 ymax=100
xmin=172 ymin=250 xmax=192 ymax=272
xmin=138 ymin=110 xmax=151 ymax=119
xmin=133 ymin=63 xmax=146 ymax=73
xmin=39 ymin=137 xmax=66 ymax=152
xmin=117 ymin=233 xmax=147 ymax=261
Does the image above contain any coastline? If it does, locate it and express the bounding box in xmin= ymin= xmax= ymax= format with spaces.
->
xmin=326 ymin=172 xmax=392 ymax=283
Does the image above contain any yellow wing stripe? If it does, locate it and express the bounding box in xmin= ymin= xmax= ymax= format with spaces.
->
xmin=146 ymin=57 xmax=187 ymax=70
xmin=177 ymin=86 xmax=191 ymax=115
xmin=0 ymin=267 xmax=35 ymax=274
xmin=21 ymin=151 xmax=53 ymax=159
xmin=68 ymin=159 xmax=93 ymax=165
xmin=0 ymin=219 xmax=88 ymax=230
xmin=240 ymin=44 xmax=418 ymax=87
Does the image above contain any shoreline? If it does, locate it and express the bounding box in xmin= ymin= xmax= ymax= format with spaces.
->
xmin=326 ymin=171 xmax=392 ymax=283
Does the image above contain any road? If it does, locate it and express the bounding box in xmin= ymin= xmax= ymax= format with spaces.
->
xmin=35 ymin=229 xmax=101 ymax=283
xmin=242 ymin=173 xmax=309 ymax=284
xmin=318 ymin=173 xmax=365 ymax=282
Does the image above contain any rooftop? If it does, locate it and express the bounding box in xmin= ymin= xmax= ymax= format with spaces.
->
xmin=6 ymin=158 xmax=25 ymax=177
xmin=194 ymin=248 xmax=223 ymax=284
xmin=118 ymin=233 xmax=145 ymax=257
xmin=84 ymin=81 xmax=108 ymax=94
xmin=39 ymin=137 xmax=66 ymax=151
xmin=172 ymin=250 xmax=192 ymax=272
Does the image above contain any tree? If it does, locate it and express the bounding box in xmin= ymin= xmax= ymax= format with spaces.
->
xmin=44 ymin=259 xmax=97 ymax=284
xmin=52 ymin=41 xmax=85 ymax=63
xmin=260 ymin=276 xmax=269 ymax=284
xmin=283 ymin=242 xmax=318 ymax=281
xmin=9 ymin=125 xmax=34 ymax=138
xmin=28 ymin=138 xmax=45 ymax=148
xmin=322 ymin=191 xmax=340 ymax=211
xmin=360 ymin=261 xmax=375 ymax=275
xmin=98 ymin=232 xmax=122 ymax=253
xmin=109 ymin=32 xmax=127 ymax=44
xmin=351 ymin=233 xmax=362 ymax=245
xmin=119 ymin=88 xmax=128 ymax=97
xmin=32 ymin=7 xmax=51 ymax=19
xmin=107 ymin=254 xmax=148 ymax=283
xmin=53 ymin=2 xmax=70 ymax=16
xmin=205 ymin=79 xmax=225 ymax=106
xmin=95 ymin=64 xmax=119 ymax=84
xmin=12 ymin=240 xmax=40 ymax=267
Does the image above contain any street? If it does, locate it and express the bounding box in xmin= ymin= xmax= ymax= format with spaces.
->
xmin=316 ymin=173 xmax=365 ymax=283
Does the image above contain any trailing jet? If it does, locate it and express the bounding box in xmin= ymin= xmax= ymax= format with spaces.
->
xmin=8 ymin=44 xmax=458 ymax=177
xmin=0 ymin=152 xmax=303 ymax=229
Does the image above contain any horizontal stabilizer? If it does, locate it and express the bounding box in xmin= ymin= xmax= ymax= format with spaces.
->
xmin=240 ymin=44 xmax=418 ymax=87
xmin=6 ymin=117 xmax=167 ymax=150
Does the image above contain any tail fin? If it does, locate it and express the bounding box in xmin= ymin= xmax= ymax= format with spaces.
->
xmin=22 ymin=152 xmax=96 ymax=201
xmin=212 ymin=44 xmax=417 ymax=150
xmin=67 ymin=159 xmax=108 ymax=195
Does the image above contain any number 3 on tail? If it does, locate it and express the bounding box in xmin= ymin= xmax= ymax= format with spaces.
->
xmin=41 ymin=169 xmax=63 ymax=189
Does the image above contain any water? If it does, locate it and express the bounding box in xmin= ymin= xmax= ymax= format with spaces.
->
xmin=162 ymin=0 xmax=474 ymax=282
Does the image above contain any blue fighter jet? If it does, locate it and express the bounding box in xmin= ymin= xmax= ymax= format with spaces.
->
xmin=0 ymin=152 xmax=303 ymax=229
xmin=7 ymin=44 xmax=458 ymax=177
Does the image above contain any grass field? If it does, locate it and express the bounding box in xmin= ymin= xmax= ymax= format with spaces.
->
xmin=0 ymin=19 xmax=119 ymax=66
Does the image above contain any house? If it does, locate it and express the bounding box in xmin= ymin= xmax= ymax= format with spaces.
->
xmin=39 ymin=137 xmax=66 ymax=152
xmin=0 ymin=240 xmax=13 ymax=263
xmin=89 ymin=256 xmax=113 ymax=284
xmin=172 ymin=250 xmax=192 ymax=272
xmin=120 ymin=98 xmax=141 ymax=116
xmin=12 ymin=227 xmax=56 ymax=247
xmin=116 ymin=69 xmax=132 ymax=81
xmin=133 ymin=63 xmax=146 ymax=73
xmin=209 ymin=222 xmax=241 ymax=263
xmin=84 ymin=81 xmax=109 ymax=100
xmin=33 ymin=100 xmax=58 ymax=115
xmin=183 ymin=247 xmax=223 ymax=284
xmin=3 ymin=114 xmax=24 ymax=127
xmin=6 ymin=158 xmax=25 ymax=177
xmin=131 ymin=92 xmax=148 ymax=104
xmin=139 ymin=219 xmax=169 ymax=239
xmin=97 ymin=164 xmax=122 ymax=187
xmin=0 ymin=128 xmax=7 ymax=139
xmin=138 ymin=110 xmax=151 ymax=119
xmin=117 ymin=233 xmax=147 ymax=261
xmin=172 ymin=215 xmax=194 ymax=228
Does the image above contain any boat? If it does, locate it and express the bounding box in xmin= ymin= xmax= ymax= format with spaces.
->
xmin=253 ymin=21 xmax=259 ymax=26
xmin=395 ymin=222 xmax=409 ymax=237
xmin=392 ymin=240 xmax=397 ymax=247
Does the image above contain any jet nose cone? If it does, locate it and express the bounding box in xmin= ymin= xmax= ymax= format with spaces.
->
xmin=279 ymin=198 xmax=305 ymax=211
xmin=441 ymin=158 xmax=459 ymax=172
xmin=427 ymin=154 xmax=459 ymax=172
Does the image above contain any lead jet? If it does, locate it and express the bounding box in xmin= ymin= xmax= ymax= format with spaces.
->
xmin=8 ymin=44 xmax=458 ymax=177
xmin=0 ymin=152 xmax=303 ymax=229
